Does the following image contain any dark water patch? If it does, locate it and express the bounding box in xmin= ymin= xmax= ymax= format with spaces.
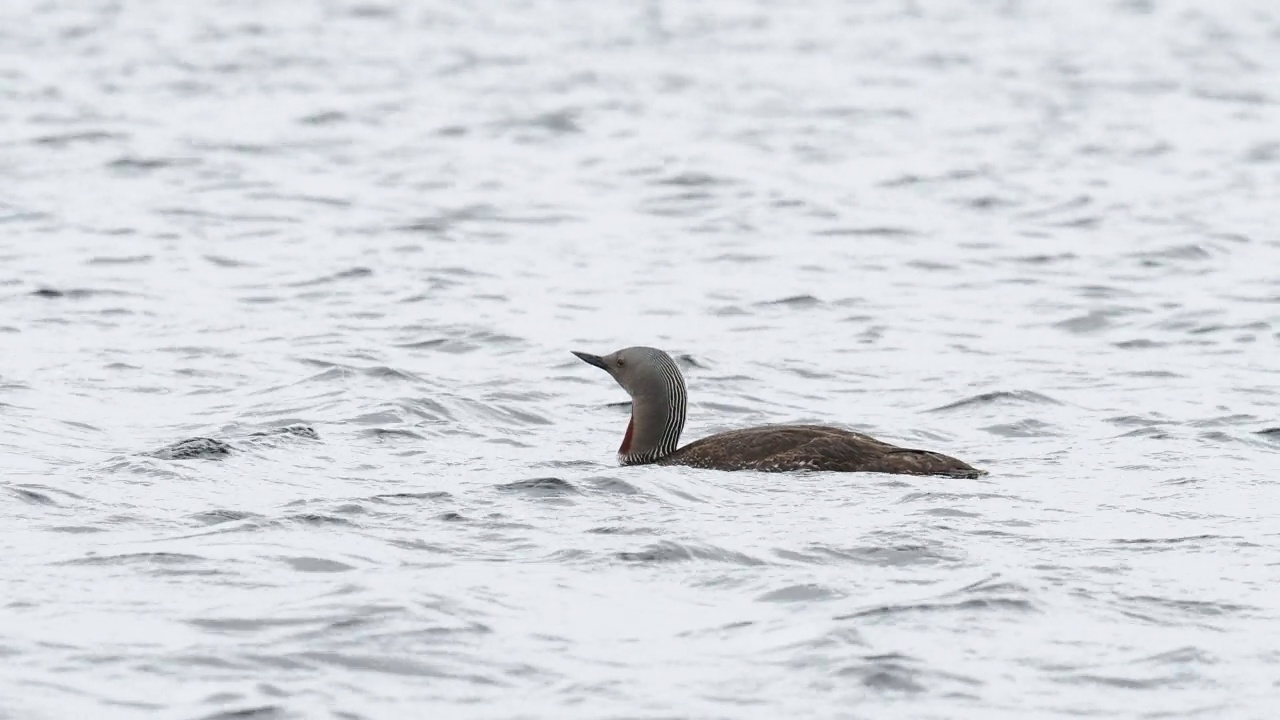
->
xmin=1114 ymin=338 xmax=1167 ymax=349
xmin=205 ymin=254 xmax=251 ymax=267
xmin=1055 ymin=672 xmax=1185 ymax=690
xmin=359 ymin=427 xmax=425 ymax=440
xmin=962 ymin=194 xmax=1016 ymax=210
xmin=930 ymin=390 xmax=1062 ymax=412
xmin=248 ymin=192 xmax=352 ymax=208
xmin=1119 ymin=369 xmax=1183 ymax=379
xmin=352 ymin=410 xmax=406 ymax=427
xmin=655 ymin=171 xmax=733 ymax=187
xmin=87 ymin=254 xmax=152 ymax=265
xmin=288 ymin=267 xmax=373 ymax=287
xmin=32 ymin=130 xmax=126 ymax=147
xmin=486 ymin=437 xmax=532 ymax=448
xmin=710 ymin=252 xmax=768 ymax=263
xmin=370 ymin=491 xmax=452 ymax=504
xmin=1139 ymin=646 xmax=1216 ymax=665
xmin=280 ymin=556 xmax=355 ymax=573
xmin=898 ymin=491 xmax=1023 ymax=503
xmin=784 ymin=364 xmax=836 ymax=380
xmin=46 ymin=525 xmax=107 ymax=534
xmin=248 ymin=424 xmax=320 ymax=441
xmin=300 ymin=110 xmax=347 ymax=125
xmin=906 ymin=259 xmax=956 ymax=271
xmin=438 ymin=511 xmax=467 ymax=522
xmin=787 ymin=542 xmax=958 ymax=567
xmin=919 ymin=507 xmax=980 ymax=518
xmin=674 ymin=353 xmax=707 ymax=369
xmin=189 ymin=615 xmax=344 ymax=632
xmin=30 ymin=287 xmax=133 ymax=299
xmin=1113 ymin=535 xmax=1226 ymax=546
xmin=814 ymin=227 xmax=917 ymax=237
xmin=836 ymin=656 xmax=926 ymax=693
xmin=1075 ymin=284 xmax=1137 ymax=299
xmin=59 ymin=552 xmax=207 ymax=567
xmin=363 ymin=366 xmax=427 ymax=383
xmin=582 ymin=476 xmax=641 ymax=495
xmin=1196 ymin=430 xmax=1252 ymax=445
xmin=757 ymin=583 xmax=845 ymax=602
xmin=107 ymin=156 xmax=195 ymax=173
xmin=399 ymin=397 xmax=453 ymax=421
xmin=197 ymin=706 xmax=285 ymax=720
xmin=396 ymin=337 xmax=480 ymax=353
xmin=618 ymin=541 xmax=766 ymax=566
xmin=496 ymin=477 xmax=579 ymax=496
xmin=501 ymin=108 xmax=581 ymax=135
xmin=1116 ymin=420 xmax=1172 ymax=438
xmin=469 ymin=400 xmax=552 ymax=427
xmin=586 ymin=525 xmax=657 ymax=535
xmin=1009 ymin=252 xmax=1076 ymax=265
xmin=287 ymin=513 xmax=356 ymax=527
xmin=145 ymin=437 xmax=234 ymax=460
xmin=755 ymin=294 xmax=823 ymax=308
xmin=1053 ymin=309 xmax=1133 ymax=334
xmin=837 ymin=596 xmax=1035 ymax=620
xmin=291 ymin=651 xmax=464 ymax=679
xmin=189 ymin=509 xmax=264 ymax=526
xmin=980 ymin=418 xmax=1060 ymax=437
xmin=1131 ymin=243 xmax=1213 ymax=266
xmin=1121 ymin=591 xmax=1249 ymax=620
xmin=1256 ymin=427 xmax=1280 ymax=440
xmin=1160 ymin=476 xmax=1205 ymax=486
xmin=4 ymin=485 xmax=58 ymax=505
xmin=1189 ymin=414 xmax=1256 ymax=428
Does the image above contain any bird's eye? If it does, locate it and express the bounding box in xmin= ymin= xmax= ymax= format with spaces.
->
xmin=616 ymin=359 xmax=625 ymax=367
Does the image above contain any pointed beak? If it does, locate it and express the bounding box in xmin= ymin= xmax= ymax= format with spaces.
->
xmin=571 ymin=351 xmax=608 ymax=371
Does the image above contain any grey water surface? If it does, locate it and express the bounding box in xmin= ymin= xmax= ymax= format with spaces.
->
xmin=3 ymin=1 xmax=1280 ymax=718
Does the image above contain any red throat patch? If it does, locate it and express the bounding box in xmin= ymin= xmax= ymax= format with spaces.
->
xmin=619 ymin=414 xmax=634 ymax=455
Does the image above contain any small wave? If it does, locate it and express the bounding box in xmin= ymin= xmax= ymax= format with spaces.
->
xmin=617 ymin=540 xmax=766 ymax=566
xmin=188 ymin=509 xmax=264 ymax=526
xmin=86 ymin=254 xmax=153 ymax=264
xmin=495 ymin=477 xmax=579 ymax=495
xmin=287 ymin=267 xmax=373 ymax=287
xmin=585 ymin=525 xmax=657 ymax=535
xmin=755 ymin=294 xmax=823 ymax=308
xmin=756 ymin=583 xmax=846 ymax=603
xmin=582 ymin=476 xmax=641 ymax=495
xmin=813 ymin=227 xmax=917 ymax=237
xmin=980 ymin=418 xmax=1061 ymax=437
xmin=1113 ymin=535 xmax=1228 ymax=545
xmin=145 ymin=437 xmax=234 ymax=460
xmin=196 ymin=706 xmax=284 ymax=720
xmin=779 ymin=542 xmax=958 ymax=567
xmin=4 ymin=484 xmax=60 ymax=505
xmin=369 ymin=491 xmax=452 ymax=504
xmin=58 ymin=552 xmax=207 ymax=567
xmin=930 ymin=390 xmax=1062 ymax=411
xmin=837 ymin=596 xmax=1035 ymax=620
xmin=837 ymin=658 xmax=926 ymax=693
xmin=29 ymin=287 xmax=135 ymax=299
xmin=286 ymin=513 xmax=357 ymax=527
xmin=279 ymin=556 xmax=356 ymax=573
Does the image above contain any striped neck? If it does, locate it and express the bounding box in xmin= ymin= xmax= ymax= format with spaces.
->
xmin=617 ymin=354 xmax=687 ymax=465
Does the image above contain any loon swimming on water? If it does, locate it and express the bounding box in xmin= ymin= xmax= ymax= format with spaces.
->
xmin=572 ymin=346 xmax=984 ymax=477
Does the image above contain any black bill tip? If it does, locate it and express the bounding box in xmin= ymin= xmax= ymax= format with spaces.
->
xmin=571 ymin=351 xmax=608 ymax=370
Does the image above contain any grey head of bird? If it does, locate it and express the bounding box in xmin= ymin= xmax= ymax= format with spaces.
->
xmin=571 ymin=346 xmax=688 ymax=464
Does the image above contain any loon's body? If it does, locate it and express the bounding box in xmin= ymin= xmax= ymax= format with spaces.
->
xmin=572 ymin=347 xmax=983 ymax=478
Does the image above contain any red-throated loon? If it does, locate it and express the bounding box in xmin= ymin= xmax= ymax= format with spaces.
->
xmin=572 ymin=346 xmax=984 ymax=477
